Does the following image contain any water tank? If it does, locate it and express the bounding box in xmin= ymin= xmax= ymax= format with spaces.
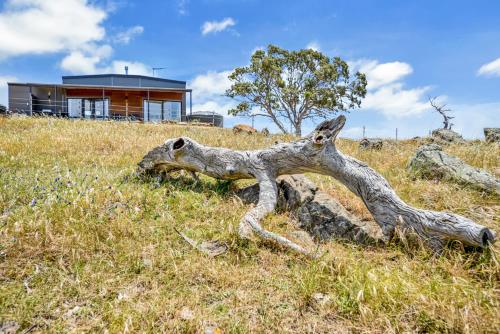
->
xmin=186 ymin=111 xmax=223 ymax=127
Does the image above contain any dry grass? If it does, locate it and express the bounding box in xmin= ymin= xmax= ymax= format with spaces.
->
xmin=0 ymin=116 xmax=499 ymax=333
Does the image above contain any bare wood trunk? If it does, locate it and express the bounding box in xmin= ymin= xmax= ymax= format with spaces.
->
xmin=138 ymin=116 xmax=496 ymax=256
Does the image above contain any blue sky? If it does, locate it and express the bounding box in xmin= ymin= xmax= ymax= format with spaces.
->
xmin=0 ymin=0 xmax=499 ymax=138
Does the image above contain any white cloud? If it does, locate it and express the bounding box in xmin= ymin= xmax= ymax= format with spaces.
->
xmin=108 ymin=60 xmax=151 ymax=76
xmin=60 ymin=46 xmax=151 ymax=76
xmin=113 ymin=25 xmax=144 ymax=45
xmin=60 ymin=50 xmax=102 ymax=74
xmin=348 ymin=59 xmax=430 ymax=118
xmin=0 ymin=0 xmax=107 ymax=59
xmin=189 ymin=70 xmax=232 ymax=97
xmin=0 ymin=75 xmax=17 ymax=106
xmin=363 ymin=83 xmax=431 ymax=118
xmin=306 ymin=41 xmax=321 ymax=51
xmin=177 ymin=0 xmax=189 ymax=15
xmin=189 ymin=70 xmax=237 ymax=116
xmin=201 ymin=17 xmax=236 ymax=35
xmin=477 ymin=58 xmax=500 ymax=77
xmin=351 ymin=59 xmax=413 ymax=89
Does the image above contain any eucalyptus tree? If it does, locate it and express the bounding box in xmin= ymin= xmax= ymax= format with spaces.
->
xmin=225 ymin=45 xmax=367 ymax=136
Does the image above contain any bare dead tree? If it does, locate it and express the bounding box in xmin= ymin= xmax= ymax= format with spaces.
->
xmin=429 ymin=97 xmax=455 ymax=130
xmin=138 ymin=116 xmax=495 ymax=257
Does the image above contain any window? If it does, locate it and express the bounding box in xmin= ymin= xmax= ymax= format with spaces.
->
xmin=143 ymin=100 xmax=182 ymax=122
xmin=164 ymin=101 xmax=181 ymax=121
xmin=67 ymin=98 xmax=109 ymax=118
xmin=146 ymin=100 xmax=162 ymax=122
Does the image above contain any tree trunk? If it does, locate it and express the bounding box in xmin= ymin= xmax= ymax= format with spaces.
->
xmin=138 ymin=116 xmax=496 ymax=257
xmin=294 ymin=121 xmax=302 ymax=137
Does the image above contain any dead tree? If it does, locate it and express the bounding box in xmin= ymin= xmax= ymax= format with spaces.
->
xmin=429 ymin=97 xmax=454 ymax=130
xmin=138 ymin=116 xmax=495 ymax=257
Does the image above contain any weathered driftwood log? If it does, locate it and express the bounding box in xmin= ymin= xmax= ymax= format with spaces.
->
xmin=408 ymin=144 xmax=500 ymax=195
xmin=236 ymin=174 xmax=382 ymax=244
xmin=138 ymin=116 xmax=495 ymax=256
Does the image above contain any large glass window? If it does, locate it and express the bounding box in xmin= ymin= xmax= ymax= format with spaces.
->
xmin=146 ymin=101 xmax=162 ymax=122
xmin=164 ymin=101 xmax=181 ymax=121
xmin=68 ymin=99 xmax=82 ymax=118
xmin=67 ymin=98 xmax=109 ymax=118
xmin=143 ymin=100 xmax=182 ymax=122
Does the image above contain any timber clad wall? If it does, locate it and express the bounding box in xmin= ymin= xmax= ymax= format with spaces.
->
xmin=65 ymin=89 xmax=184 ymax=119
xmin=8 ymin=74 xmax=191 ymax=121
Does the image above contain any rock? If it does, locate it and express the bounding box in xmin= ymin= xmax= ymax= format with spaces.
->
xmin=484 ymin=128 xmax=500 ymax=143
xmin=431 ymin=128 xmax=464 ymax=144
xmin=236 ymin=174 xmax=381 ymax=244
xmin=261 ymin=127 xmax=270 ymax=136
xmin=203 ymin=325 xmax=223 ymax=334
xmin=408 ymin=144 xmax=500 ymax=195
xmin=359 ymin=138 xmax=383 ymax=150
xmin=311 ymin=292 xmax=331 ymax=307
xmin=233 ymin=124 xmax=257 ymax=134
xmin=0 ymin=321 xmax=20 ymax=334
xmin=179 ymin=306 xmax=194 ymax=320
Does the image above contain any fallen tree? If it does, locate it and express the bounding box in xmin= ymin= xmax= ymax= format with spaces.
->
xmin=138 ymin=116 xmax=495 ymax=256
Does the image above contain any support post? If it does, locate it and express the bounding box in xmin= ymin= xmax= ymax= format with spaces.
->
xmin=147 ymin=89 xmax=150 ymax=122
xmin=29 ymin=86 xmax=32 ymax=116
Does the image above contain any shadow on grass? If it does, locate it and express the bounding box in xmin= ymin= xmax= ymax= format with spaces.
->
xmin=131 ymin=172 xmax=497 ymax=265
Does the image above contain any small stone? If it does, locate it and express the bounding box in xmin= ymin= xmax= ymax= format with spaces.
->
xmin=0 ymin=321 xmax=20 ymax=334
xmin=179 ymin=306 xmax=194 ymax=320
xmin=204 ymin=325 xmax=223 ymax=334
xmin=64 ymin=306 xmax=81 ymax=318
xmin=311 ymin=292 xmax=331 ymax=306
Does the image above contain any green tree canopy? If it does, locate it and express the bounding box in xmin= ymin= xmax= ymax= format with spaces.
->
xmin=225 ymin=45 xmax=367 ymax=136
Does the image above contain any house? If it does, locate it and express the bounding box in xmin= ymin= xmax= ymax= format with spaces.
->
xmin=7 ymin=74 xmax=193 ymax=122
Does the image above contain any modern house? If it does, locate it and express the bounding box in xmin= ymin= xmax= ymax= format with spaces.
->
xmin=8 ymin=74 xmax=193 ymax=122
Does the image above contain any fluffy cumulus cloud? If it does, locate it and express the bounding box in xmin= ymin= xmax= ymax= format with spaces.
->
xmin=113 ymin=25 xmax=144 ymax=45
xmin=190 ymin=70 xmax=232 ymax=97
xmin=477 ymin=58 xmax=500 ymax=77
xmin=362 ymin=83 xmax=430 ymax=118
xmin=201 ymin=17 xmax=236 ymax=35
xmin=0 ymin=0 xmax=149 ymax=75
xmin=0 ymin=0 xmax=107 ymax=59
xmin=188 ymin=70 xmax=237 ymax=116
xmin=350 ymin=59 xmax=430 ymax=118
xmin=60 ymin=48 xmax=151 ymax=76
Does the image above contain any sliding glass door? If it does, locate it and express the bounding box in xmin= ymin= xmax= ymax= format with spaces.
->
xmin=67 ymin=98 xmax=109 ymax=118
xmin=143 ymin=100 xmax=182 ymax=122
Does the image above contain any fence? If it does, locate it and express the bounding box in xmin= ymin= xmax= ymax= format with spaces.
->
xmin=5 ymin=97 xmax=223 ymax=127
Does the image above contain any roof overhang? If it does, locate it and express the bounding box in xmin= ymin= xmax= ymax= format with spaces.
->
xmin=8 ymin=82 xmax=192 ymax=92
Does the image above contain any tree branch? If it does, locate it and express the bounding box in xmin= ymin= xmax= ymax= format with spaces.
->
xmin=138 ymin=116 xmax=496 ymax=256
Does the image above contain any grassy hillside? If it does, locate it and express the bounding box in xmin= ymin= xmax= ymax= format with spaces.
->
xmin=0 ymin=116 xmax=498 ymax=333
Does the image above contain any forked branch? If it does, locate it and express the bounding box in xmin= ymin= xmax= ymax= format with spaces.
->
xmin=138 ymin=116 xmax=495 ymax=256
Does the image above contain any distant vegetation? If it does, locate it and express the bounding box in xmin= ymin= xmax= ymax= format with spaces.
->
xmin=0 ymin=117 xmax=498 ymax=333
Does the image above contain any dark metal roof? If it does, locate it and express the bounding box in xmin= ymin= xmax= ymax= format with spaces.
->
xmin=62 ymin=74 xmax=186 ymax=85
xmin=7 ymin=82 xmax=191 ymax=92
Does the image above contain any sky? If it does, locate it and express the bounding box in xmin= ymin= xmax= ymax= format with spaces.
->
xmin=0 ymin=0 xmax=499 ymax=138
